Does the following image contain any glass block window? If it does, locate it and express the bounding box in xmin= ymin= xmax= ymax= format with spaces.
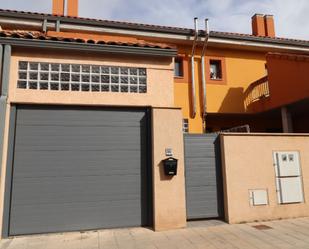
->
xmin=17 ymin=61 xmax=147 ymax=94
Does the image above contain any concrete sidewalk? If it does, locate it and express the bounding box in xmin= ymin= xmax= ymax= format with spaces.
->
xmin=2 ymin=217 xmax=309 ymax=249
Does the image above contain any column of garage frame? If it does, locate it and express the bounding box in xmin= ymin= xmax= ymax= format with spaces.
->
xmin=0 ymin=44 xmax=13 ymax=238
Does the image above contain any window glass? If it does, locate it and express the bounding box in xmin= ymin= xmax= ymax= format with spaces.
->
xmin=210 ymin=60 xmax=222 ymax=80
xmin=174 ymin=58 xmax=184 ymax=77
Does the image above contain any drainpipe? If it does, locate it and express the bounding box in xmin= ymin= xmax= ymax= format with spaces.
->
xmin=190 ymin=17 xmax=198 ymax=118
xmin=201 ymin=19 xmax=210 ymax=131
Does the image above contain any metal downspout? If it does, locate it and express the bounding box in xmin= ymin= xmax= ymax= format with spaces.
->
xmin=190 ymin=18 xmax=198 ymax=118
xmin=201 ymin=19 xmax=209 ymax=131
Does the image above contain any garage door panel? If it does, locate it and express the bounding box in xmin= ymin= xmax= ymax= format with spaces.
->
xmin=15 ymin=136 xmax=141 ymax=151
xmin=12 ymin=176 xmax=140 ymax=199
xmin=14 ymin=166 xmax=142 ymax=178
xmin=187 ymin=167 xmax=216 ymax=177
xmin=13 ymin=152 xmax=141 ymax=178
xmin=184 ymin=151 xmax=216 ymax=158
xmin=12 ymin=195 xmax=142 ymax=207
xmin=11 ymin=200 xmax=142 ymax=235
xmin=11 ymin=199 xmax=141 ymax=214
xmin=13 ymin=176 xmax=140 ymax=193
xmin=9 ymin=106 xmax=150 ymax=236
xmin=16 ymin=108 xmax=146 ymax=126
xmin=12 ymin=177 xmax=141 ymax=198
xmin=186 ymin=178 xmax=217 ymax=186
xmin=185 ymin=158 xmax=216 ymax=165
xmin=184 ymin=134 xmax=223 ymax=219
xmin=186 ymin=168 xmax=217 ymax=184
xmin=186 ymin=189 xmax=219 ymax=199
xmin=15 ymin=126 xmax=142 ymax=142
xmin=15 ymin=128 xmax=143 ymax=138
xmin=14 ymin=150 xmax=141 ymax=163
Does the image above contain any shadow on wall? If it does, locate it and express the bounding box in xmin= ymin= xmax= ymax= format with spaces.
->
xmin=197 ymin=61 xmax=206 ymax=119
xmin=214 ymin=136 xmax=225 ymax=218
xmin=218 ymin=87 xmax=245 ymax=113
xmin=140 ymin=112 xmax=153 ymax=226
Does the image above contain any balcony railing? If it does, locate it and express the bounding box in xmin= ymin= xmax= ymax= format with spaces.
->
xmin=244 ymin=76 xmax=270 ymax=108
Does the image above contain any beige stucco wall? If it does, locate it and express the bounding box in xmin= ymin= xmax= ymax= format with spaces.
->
xmin=221 ymin=133 xmax=309 ymax=224
xmin=0 ymin=49 xmax=187 ymax=237
xmin=152 ymin=108 xmax=186 ymax=231
xmin=9 ymin=50 xmax=174 ymax=107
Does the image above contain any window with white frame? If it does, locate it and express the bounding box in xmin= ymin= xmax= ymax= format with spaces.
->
xmin=17 ymin=61 xmax=147 ymax=93
xmin=209 ymin=60 xmax=222 ymax=80
xmin=183 ymin=119 xmax=189 ymax=133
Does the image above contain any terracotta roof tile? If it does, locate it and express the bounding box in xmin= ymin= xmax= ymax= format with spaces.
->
xmin=0 ymin=30 xmax=175 ymax=49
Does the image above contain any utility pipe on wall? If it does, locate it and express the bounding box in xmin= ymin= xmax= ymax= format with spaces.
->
xmin=190 ymin=17 xmax=198 ymax=118
xmin=201 ymin=19 xmax=210 ymax=124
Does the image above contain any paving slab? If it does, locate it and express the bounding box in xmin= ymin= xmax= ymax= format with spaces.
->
xmin=1 ymin=218 xmax=309 ymax=249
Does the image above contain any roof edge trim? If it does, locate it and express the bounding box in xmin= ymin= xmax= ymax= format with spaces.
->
xmin=0 ymin=37 xmax=177 ymax=57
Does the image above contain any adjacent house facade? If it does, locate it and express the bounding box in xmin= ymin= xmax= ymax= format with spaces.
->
xmin=0 ymin=0 xmax=308 ymax=238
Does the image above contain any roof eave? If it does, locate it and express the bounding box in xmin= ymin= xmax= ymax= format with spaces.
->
xmin=0 ymin=37 xmax=178 ymax=57
xmin=208 ymin=36 xmax=309 ymax=54
xmin=0 ymin=10 xmax=309 ymax=52
xmin=210 ymin=32 xmax=309 ymax=49
xmin=0 ymin=10 xmax=193 ymax=36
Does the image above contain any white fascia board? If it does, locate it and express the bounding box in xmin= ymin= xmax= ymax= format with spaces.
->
xmin=60 ymin=23 xmax=193 ymax=40
xmin=208 ymin=37 xmax=309 ymax=53
xmin=61 ymin=23 xmax=309 ymax=53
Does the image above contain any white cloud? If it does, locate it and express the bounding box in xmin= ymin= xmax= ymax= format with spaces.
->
xmin=0 ymin=0 xmax=308 ymax=39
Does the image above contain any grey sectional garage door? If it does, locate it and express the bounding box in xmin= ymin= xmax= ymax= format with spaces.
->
xmin=8 ymin=106 xmax=151 ymax=236
xmin=184 ymin=134 xmax=223 ymax=219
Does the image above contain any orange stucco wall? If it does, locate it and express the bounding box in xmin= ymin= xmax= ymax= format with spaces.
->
xmin=251 ymin=54 xmax=309 ymax=112
xmin=174 ymin=46 xmax=267 ymax=133
xmin=47 ymin=31 xmax=269 ymax=133
xmin=52 ymin=0 xmax=64 ymax=16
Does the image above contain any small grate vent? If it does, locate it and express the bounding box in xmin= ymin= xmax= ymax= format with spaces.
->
xmin=252 ymin=225 xmax=273 ymax=230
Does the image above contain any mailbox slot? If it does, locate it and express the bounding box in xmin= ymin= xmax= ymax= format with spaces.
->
xmin=162 ymin=157 xmax=178 ymax=176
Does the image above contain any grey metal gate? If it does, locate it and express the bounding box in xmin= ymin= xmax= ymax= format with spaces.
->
xmin=184 ymin=134 xmax=224 ymax=219
xmin=7 ymin=105 xmax=151 ymax=236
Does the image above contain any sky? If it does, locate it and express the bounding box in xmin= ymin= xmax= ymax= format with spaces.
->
xmin=0 ymin=0 xmax=308 ymax=40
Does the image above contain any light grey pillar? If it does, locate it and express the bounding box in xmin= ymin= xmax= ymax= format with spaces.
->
xmin=0 ymin=44 xmax=11 ymax=238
